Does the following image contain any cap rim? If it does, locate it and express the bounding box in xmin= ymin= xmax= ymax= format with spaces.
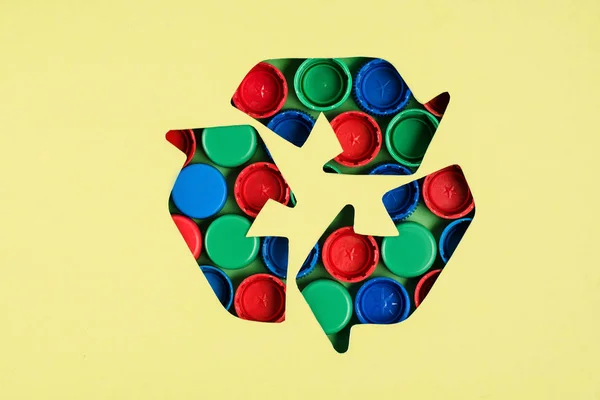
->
xmin=234 ymin=162 xmax=291 ymax=218
xmin=330 ymin=111 xmax=383 ymax=167
xmin=422 ymin=165 xmax=475 ymax=219
xmin=322 ymin=226 xmax=379 ymax=283
xmin=200 ymin=265 xmax=234 ymax=310
xmin=172 ymin=214 xmax=202 ymax=259
xmin=353 ymin=59 xmax=412 ymax=116
xmin=439 ymin=218 xmax=473 ymax=263
xmin=355 ymin=277 xmax=410 ymax=324
xmin=414 ymin=269 xmax=442 ymax=308
xmin=234 ymin=273 xmax=286 ymax=323
xmin=385 ymin=109 xmax=439 ymax=168
xmin=166 ymin=129 xmax=197 ymax=167
xmin=232 ymin=62 xmax=288 ymax=119
xmin=294 ymin=58 xmax=352 ymax=112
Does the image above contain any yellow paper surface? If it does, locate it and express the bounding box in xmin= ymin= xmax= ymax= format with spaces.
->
xmin=1 ymin=0 xmax=600 ymax=398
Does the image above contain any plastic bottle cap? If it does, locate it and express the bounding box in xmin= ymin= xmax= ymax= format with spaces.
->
xmin=232 ymin=62 xmax=288 ymax=119
xmin=262 ymin=236 xmax=319 ymax=279
xmin=201 ymin=125 xmax=257 ymax=168
xmin=354 ymin=59 xmax=412 ymax=116
xmin=294 ymin=58 xmax=352 ymax=111
xmin=381 ymin=222 xmax=436 ymax=278
xmin=323 ymin=162 xmax=342 ymax=174
xmin=200 ymin=265 xmax=234 ymax=310
xmin=423 ymin=92 xmax=450 ymax=118
xmin=355 ymin=277 xmax=410 ymax=324
xmin=423 ymin=165 xmax=475 ymax=219
xmin=414 ymin=269 xmax=441 ymax=308
xmin=385 ymin=109 xmax=439 ymax=168
xmin=234 ymin=274 xmax=286 ymax=322
xmin=301 ymin=279 xmax=353 ymax=335
xmin=330 ymin=111 xmax=382 ymax=167
xmin=165 ymin=129 xmax=196 ymax=167
xmin=234 ymin=162 xmax=290 ymax=218
xmin=369 ymin=163 xmax=420 ymax=222
xmin=172 ymin=214 xmax=202 ymax=259
xmin=171 ymin=163 xmax=227 ymax=219
xmin=439 ymin=218 xmax=472 ymax=263
xmin=204 ymin=214 xmax=260 ymax=270
xmin=266 ymin=110 xmax=315 ymax=147
xmin=322 ymin=226 xmax=379 ymax=283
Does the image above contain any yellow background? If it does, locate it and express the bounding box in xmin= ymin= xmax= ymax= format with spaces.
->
xmin=2 ymin=0 xmax=600 ymax=398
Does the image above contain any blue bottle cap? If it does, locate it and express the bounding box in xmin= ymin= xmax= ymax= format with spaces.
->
xmin=171 ymin=163 xmax=227 ymax=219
xmin=353 ymin=59 xmax=412 ymax=116
xmin=439 ymin=218 xmax=472 ymax=263
xmin=199 ymin=265 xmax=234 ymax=310
xmin=355 ymin=277 xmax=411 ymax=324
xmin=266 ymin=110 xmax=315 ymax=147
xmin=369 ymin=163 xmax=420 ymax=222
xmin=261 ymin=236 xmax=319 ymax=279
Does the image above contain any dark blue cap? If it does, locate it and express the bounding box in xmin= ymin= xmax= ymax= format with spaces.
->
xmin=439 ymin=218 xmax=472 ymax=263
xmin=353 ymin=59 xmax=412 ymax=116
xmin=171 ymin=163 xmax=227 ymax=219
xmin=266 ymin=110 xmax=315 ymax=148
xmin=262 ymin=236 xmax=319 ymax=279
xmin=369 ymin=163 xmax=419 ymax=222
xmin=355 ymin=277 xmax=411 ymax=324
xmin=200 ymin=265 xmax=234 ymax=310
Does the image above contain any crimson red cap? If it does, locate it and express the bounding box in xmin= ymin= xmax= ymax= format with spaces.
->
xmin=414 ymin=269 xmax=441 ymax=307
xmin=330 ymin=111 xmax=382 ymax=167
xmin=165 ymin=129 xmax=196 ymax=167
xmin=322 ymin=226 xmax=379 ymax=283
xmin=234 ymin=274 xmax=286 ymax=323
xmin=172 ymin=214 xmax=202 ymax=259
xmin=423 ymin=165 xmax=475 ymax=219
xmin=232 ymin=62 xmax=288 ymax=119
xmin=423 ymin=92 xmax=450 ymax=118
xmin=234 ymin=162 xmax=290 ymax=218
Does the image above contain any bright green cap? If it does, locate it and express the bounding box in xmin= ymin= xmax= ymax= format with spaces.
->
xmin=381 ymin=221 xmax=437 ymax=278
xmin=385 ymin=109 xmax=439 ymax=168
xmin=294 ymin=59 xmax=352 ymax=112
xmin=205 ymin=214 xmax=260 ymax=269
xmin=201 ymin=125 xmax=258 ymax=168
xmin=301 ymin=279 xmax=353 ymax=335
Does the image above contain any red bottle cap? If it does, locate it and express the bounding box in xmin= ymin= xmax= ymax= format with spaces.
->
xmin=165 ymin=129 xmax=196 ymax=167
xmin=232 ymin=62 xmax=288 ymax=119
xmin=414 ymin=269 xmax=441 ymax=307
xmin=172 ymin=214 xmax=202 ymax=259
xmin=330 ymin=111 xmax=382 ymax=167
xmin=322 ymin=226 xmax=379 ymax=283
xmin=234 ymin=274 xmax=286 ymax=323
xmin=234 ymin=162 xmax=291 ymax=218
xmin=423 ymin=92 xmax=450 ymax=118
xmin=423 ymin=165 xmax=475 ymax=219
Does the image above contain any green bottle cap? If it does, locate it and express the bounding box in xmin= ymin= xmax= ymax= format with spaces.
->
xmin=201 ymin=125 xmax=258 ymax=168
xmin=381 ymin=221 xmax=437 ymax=278
xmin=385 ymin=109 xmax=439 ymax=168
xmin=204 ymin=214 xmax=260 ymax=269
xmin=294 ymin=58 xmax=352 ymax=112
xmin=301 ymin=279 xmax=353 ymax=335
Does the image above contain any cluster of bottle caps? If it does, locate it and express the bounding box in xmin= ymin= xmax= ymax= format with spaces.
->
xmin=231 ymin=57 xmax=450 ymax=173
xmin=167 ymin=124 xmax=296 ymax=323
xmin=166 ymin=57 xmax=472 ymax=350
xmin=298 ymin=163 xmax=475 ymax=340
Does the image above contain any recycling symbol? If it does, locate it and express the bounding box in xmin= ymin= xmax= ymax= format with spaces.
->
xmin=166 ymin=57 xmax=476 ymax=353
